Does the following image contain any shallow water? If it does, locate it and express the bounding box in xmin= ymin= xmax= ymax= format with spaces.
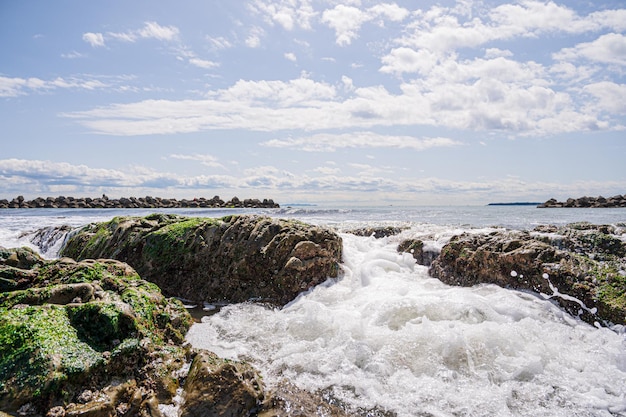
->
xmin=187 ymin=229 xmax=626 ymax=416
xmin=2 ymin=206 xmax=626 ymax=415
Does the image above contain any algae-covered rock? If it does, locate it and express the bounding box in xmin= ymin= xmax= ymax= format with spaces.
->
xmin=0 ymin=248 xmax=193 ymax=414
xmin=60 ymin=214 xmax=342 ymax=306
xmin=181 ymin=350 xmax=264 ymax=417
xmin=428 ymin=224 xmax=626 ymax=326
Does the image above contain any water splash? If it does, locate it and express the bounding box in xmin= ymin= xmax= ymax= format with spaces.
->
xmin=187 ymin=229 xmax=626 ymax=417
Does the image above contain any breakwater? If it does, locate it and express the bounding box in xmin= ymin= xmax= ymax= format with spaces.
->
xmin=538 ymin=194 xmax=626 ymax=208
xmin=0 ymin=195 xmax=279 ymax=209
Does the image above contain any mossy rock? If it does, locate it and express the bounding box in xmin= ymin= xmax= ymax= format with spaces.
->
xmin=429 ymin=226 xmax=626 ymax=326
xmin=60 ymin=214 xmax=343 ymax=306
xmin=0 ymin=248 xmax=193 ymax=413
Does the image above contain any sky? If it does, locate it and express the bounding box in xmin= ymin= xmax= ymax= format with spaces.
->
xmin=1 ymin=0 xmax=625 ymax=206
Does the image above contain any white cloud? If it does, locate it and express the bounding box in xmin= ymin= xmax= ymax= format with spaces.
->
xmin=100 ymin=22 xmax=180 ymax=44
xmin=485 ymin=48 xmax=513 ymax=59
xmin=61 ymin=50 xmax=85 ymax=59
xmin=261 ymin=132 xmax=462 ymax=152
xmin=169 ymin=153 xmax=225 ymax=168
xmin=82 ymin=32 xmax=105 ymax=47
xmin=322 ymin=3 xmax=409 ymax=46
xmin=206 ymin=36 xmax=233 ymax=51
xmin=583 ymin=82 xmax=626 ymax=114
xmin=553 ymin=33 xmax=626 ymax=66
xmin=284 ymin=52 xmax=297 ymax=62
xmin=62 ymin=69 xmax=619 ymax=137
xmin=322 ymin=5 xmax=367 ymax=46
xmin=189 ymin=58 xmax=220 ymax=69
xmin=138 ymin=21 xmax=179 ymax=41
xmin=245 ymin=26 xmax=265 ymax=48
xmin=1 ymin=158 xmax=625 ymax=205
xmin=0 ymin=75 xmax=118 ymax=97
xmin=248 ymin=0 xmax=317 ymax=31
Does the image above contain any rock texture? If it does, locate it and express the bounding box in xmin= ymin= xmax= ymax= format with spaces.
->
xmin=0 ymin=195 xmax=279 ymax=209
xmin=539 ymin=195 xmax=626 ymax=208
xmin=0 ymin=248 xmax=193 ymax=414
xmin=1 ymin=246 xmax=357 ymax=416
xmin=60 ymin=214 xmax=342 ymax=306
xmin=397 ymin=239 xmax=440 ymax=267
xmin=428 ymin=223 xmax=626 ymax=325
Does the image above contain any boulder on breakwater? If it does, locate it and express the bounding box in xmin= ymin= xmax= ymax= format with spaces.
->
xmin=60 ymin=214 xmax=343 ymax=306
xmin=539 ymin=194 xmax=626 ymax=208
xmin=425 ymin=223 xmax=626 ymax=326
xmin=0 ymin=195 xmax=279 ymax=209
xmin=0 ymin=247 xmax=354 ymax=416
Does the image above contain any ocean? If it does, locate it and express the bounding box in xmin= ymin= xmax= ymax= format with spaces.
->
xmin=2 ymin=205 xmax=626 ymax=416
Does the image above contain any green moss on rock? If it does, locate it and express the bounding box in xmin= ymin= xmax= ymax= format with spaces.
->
xmin=0 ymin=248 xmax=193 ymax=413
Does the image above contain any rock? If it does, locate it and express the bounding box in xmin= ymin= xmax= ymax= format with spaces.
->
xmin=0 ymin=250 xmax=193 ymax=414
xmin=347 ymin=226 xmax=406 ymax=238
xmin=60 ymin=214 xmax=342 ymax=306
xmin=428 ymin=224 xmax=626 ymax=325
xmin=397 ymin=239 xmax=440 ymax=267
xmin=0 ymin=195 xmax=280 ymax=209
xmin=181 ymin=350 xmax=264 ymax=417
xmin=539 ymin=194 xmax=626 ymax=208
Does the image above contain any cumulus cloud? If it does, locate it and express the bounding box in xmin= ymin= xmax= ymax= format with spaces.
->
xmin=322 ymin=3 xmax=409 ymax=46
xmin=61 ymin=68 xmax=618 ymax=137
xmin=248 ymin=0 xmax=317 ymax=31
xmin=284 ymin=52 xmax=297 ymax=62
xmin=82 ymin=32 xmax=105 ymax=47
xmin=261 ymin=132 xmax=462 ymax=152
xmin=553 ymin=33 xmax=626 ymax=66
xmin=583 ymin=82 xmax=626 ymax=114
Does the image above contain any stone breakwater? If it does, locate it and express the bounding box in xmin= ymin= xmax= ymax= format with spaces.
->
xmin=539 ymin=194 xmax=626 ymax=208
xmin=0 ymin=195 xmax=279 ymax=209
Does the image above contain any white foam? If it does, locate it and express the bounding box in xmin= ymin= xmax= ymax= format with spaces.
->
xmin=186 ymin=228 xmax=626 ymax=417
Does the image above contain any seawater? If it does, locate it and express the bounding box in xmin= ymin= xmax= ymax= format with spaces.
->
xmin=2 ymin=206 xmax=626 ymax=416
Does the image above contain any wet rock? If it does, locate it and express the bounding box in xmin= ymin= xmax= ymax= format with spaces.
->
xmin=397 ymin=239 xmax=440 ymax=267
xmin=60 ymin=214 xmax=342 ymax=306
xmin=181 ymin=350 xmax=264 ymax=417
xmin=539 ymin=194 xmax=626 ymax=208
xmin=0 ymin=250 xmax=193 ymax=414
xmin=347 ymin=226 xmax=406 ymax=238
xmin=428 ymin=224 xmax=626 ymax=326
xmin=0 ymin=195 xmax=279 ymax=209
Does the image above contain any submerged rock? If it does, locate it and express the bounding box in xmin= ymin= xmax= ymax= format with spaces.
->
xmin=428 ymin=223 xmax=626 ymax=326
xmin=60 ymin=214 xmax=342 ymax=306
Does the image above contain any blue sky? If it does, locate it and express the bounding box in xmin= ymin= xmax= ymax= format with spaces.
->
xmin=1 ymin=0 xmax=625 ymax=205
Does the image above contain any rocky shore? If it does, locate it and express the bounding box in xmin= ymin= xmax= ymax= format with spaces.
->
xmin=61 ymin=214 xmax=343 ymax=306
xmin=538 ymin=194 xmax=626 ymax=208
xmin=0 ymin=195 xmax=279 ymax=209
xmin=3 ymin=215 xmax=626 ymax=415
xmin=0 ymin=247 xmax=351 ymax=417
xmin=396 ymin=222 xmax=626 ymax=326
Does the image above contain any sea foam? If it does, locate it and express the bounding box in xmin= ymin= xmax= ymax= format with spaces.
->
xmin=186 ymin=229 xmax=626 ymax=417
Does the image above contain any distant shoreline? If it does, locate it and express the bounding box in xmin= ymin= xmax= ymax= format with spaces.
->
xmin=487 ymin=202 xmax=541 ymax=206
